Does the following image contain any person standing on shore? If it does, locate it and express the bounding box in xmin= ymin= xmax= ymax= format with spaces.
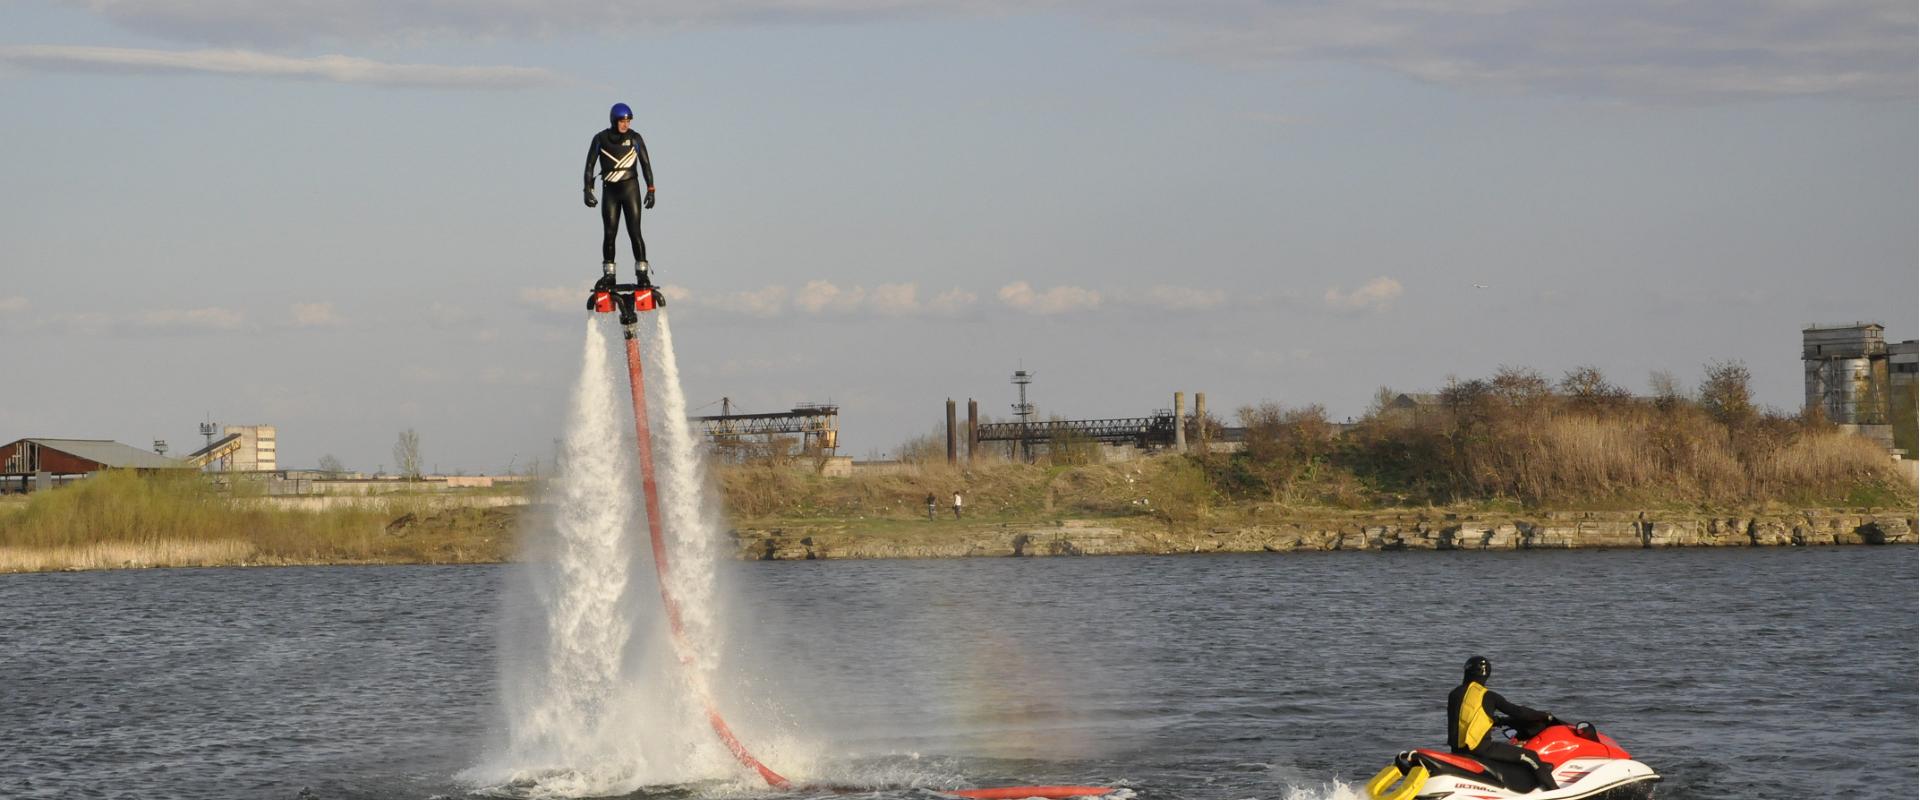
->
xmin=926 ymin=492 xmax=937 ymax=521
xmin=952 ymin=491 xmax=963 ymax=519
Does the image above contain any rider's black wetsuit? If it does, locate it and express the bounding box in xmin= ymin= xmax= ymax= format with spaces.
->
xmin=1448 ymin=680 xmax=1558 ymax=791
xmin=583 ymin=127 xmax=653 ymax=264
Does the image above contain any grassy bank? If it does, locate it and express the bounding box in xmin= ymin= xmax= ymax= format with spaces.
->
xmin=0 ymin=471 xmax=515 ymax=572
xmin=4 ymin=390 xmax=1912 ymax=573
xmin=755 ymin=363 xmax=1914 ymax=523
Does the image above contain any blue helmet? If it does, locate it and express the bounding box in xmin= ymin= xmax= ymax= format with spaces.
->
xmin=609 ymin=102 xmax=633 ymax=125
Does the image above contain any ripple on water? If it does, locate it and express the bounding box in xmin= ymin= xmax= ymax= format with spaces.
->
xmin=0 ymin=548 xmax=1913 ymax=800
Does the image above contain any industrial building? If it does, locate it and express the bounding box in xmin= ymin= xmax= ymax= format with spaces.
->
xmin=1802 ymin=323 xmax=1917 ymax=455
xmin=1804 ymin=320 xmax=1912 ymax=454
xmin=222 ymin=424 xmax=277 ymax=472
xmin=0 ymin=438 xmax=190 ymax=494
xmin=2 ymin=420 xmax=282 ymax=494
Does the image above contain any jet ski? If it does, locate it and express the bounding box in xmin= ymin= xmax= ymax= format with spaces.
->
xmin=1365 ymin=721 xmax=1659 ymax=800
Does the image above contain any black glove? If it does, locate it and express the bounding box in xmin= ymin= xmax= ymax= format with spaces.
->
xmin=583 ymin=189 xmax=598 ymax=208
xmin=643 ymin=188 xmax=655 ymax=209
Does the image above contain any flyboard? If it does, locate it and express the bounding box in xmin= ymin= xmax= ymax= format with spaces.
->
xmin=587 ymin=275 xmax=1112 ymax=800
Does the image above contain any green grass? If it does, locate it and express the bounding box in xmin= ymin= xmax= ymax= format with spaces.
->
xmin=0 ymin=471 xmax=515 ymax=572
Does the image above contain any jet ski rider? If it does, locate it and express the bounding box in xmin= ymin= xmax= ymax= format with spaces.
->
xmin=1448 ymin=656 xmax=1560 ymax=792
xmin=583 ymin=102 xmax=655 ymax=286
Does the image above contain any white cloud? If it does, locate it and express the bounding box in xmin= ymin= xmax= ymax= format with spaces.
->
xmin=926 ymin=288 xmax=978 ymax=316
xmin=998 ymin=281 xmax=1103 ymax=314
xmin=1111 ymin=285 xmax=1229 ymax=311
xmin=0 ymin=296 xmax=27 ymax=314
xmin=794 ymin=280 xmax=868 ymax=314
xmin=691 ymin=281 xmax=972 ymax=317
xmin=138 ymin=306 xmax=247 ymax=330
xmin=54 ymin=1 xmax=1914 ymax=100
xmin=62 ymin=1 xmax=1018 ymax=46
xmin=517 ymin=286 xmax=582 ymax=314
xmin=33 ymin=306 xmax=246 ymax=335
xmin=795 ymin=281 xmax=928 ymax=316
xmin=289 ymin=302 xmax=342 ymax=327
xmin=1118 ymin=0 xmax=1914 ymax=100
xmin=1323 ymin=277 xmax=1404 ymax=313
xmin=0 ymin=45 xmax=556 ymax=88
xmin=867 ymin=283 xmax=921 ymax=316
xmin=700 ymin=285 xmax=790 ymax=318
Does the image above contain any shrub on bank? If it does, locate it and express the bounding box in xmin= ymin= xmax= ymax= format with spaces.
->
xmin=1238 ymin=363 xmax=1910 ymax=508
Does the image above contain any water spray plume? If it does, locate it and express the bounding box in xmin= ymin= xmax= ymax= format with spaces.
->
xmin=477 ymin=309 xmax=1110 ymax=799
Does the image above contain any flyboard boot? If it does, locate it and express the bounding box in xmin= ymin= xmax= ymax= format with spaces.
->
xmin=586 ymin=261 xmax=664 ymax=323
xmin=634 ymin=260 xmax=664 ymax=306
xmin=588 ymin=262 xmax=618 ymax=312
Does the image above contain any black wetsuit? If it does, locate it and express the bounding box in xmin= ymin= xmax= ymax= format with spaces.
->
xmin=1447 ymin=681 xmax=1558 ymax=791
xmin=584 ymin=127 xmax=654 ymax=264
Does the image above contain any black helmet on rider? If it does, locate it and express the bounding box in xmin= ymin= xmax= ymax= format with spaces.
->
xmin=1464 ymin=655 xmax=1491 ymax=683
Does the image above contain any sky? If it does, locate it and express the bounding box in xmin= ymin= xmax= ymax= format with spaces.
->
xmin=1 ymin=1 xmax=1915 ymax=473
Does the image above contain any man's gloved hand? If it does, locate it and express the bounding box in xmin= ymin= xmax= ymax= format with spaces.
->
xmin=643 ymin=187 xmax=656 ymax=209
xmin=584 ymin=189 xmax=598 ymax=208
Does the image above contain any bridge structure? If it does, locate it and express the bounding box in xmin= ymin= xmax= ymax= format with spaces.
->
xmin=973 ymin=413 xmax=1179 ymax=449
xmin=693 ymin=400 xmax=839 ymax=460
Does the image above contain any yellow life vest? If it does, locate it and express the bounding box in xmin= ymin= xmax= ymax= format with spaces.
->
xmin=1455 ymin=681 xmax=1494 ymax=750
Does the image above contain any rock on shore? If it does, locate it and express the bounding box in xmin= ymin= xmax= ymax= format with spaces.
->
xmin=732 ymin=510 xmax=1918 ymax=560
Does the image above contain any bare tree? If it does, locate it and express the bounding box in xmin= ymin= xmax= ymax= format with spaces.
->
xmin=393 ymin=429 xmax=423 ymax=480
xmin=316 ymin=454 xmax=347 ymax=476
xmin=1647 ymin=370 xmax=1685 ymax=410
xmin=1491 ymin=366 xmax=1552 ymax=406
xmin=1560 ymin=365 xmax=1629 ymax=408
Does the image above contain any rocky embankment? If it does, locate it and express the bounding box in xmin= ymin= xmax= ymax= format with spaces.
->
xmin=733 ymin=509 xmax=1918 ymax=560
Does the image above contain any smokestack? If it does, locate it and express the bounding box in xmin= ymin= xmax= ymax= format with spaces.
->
xmin=1194 ymin=392 xmax=1208 ymax=454
xmin=946 ymin=399 xmax=958 ymax=465
xmin=1174 ymin=391 xmax=1186 ymax=450
xmin=967 ymin=399 xmax=979 ymax=465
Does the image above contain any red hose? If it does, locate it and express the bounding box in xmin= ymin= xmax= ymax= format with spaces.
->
xmin=624 ymin=334 xmax=791 ymax=789
xmin=620 ymin=324 xmax=1105 ymax=799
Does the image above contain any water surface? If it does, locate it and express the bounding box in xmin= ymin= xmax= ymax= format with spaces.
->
xmin=3 ymin=548 xmax=1912 ymax=799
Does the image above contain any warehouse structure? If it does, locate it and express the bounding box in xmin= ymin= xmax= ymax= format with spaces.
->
xmin=0 ymin=438 xmax=190 ymax=494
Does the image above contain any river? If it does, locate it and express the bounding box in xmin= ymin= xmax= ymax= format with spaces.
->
xmin=2 ymin=547 xmax=1912 ymax=799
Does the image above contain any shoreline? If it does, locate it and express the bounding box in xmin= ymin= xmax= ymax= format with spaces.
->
xmin=1 ymin=506 xmax=1912 ymax=574
xmin=733 ymin=508 xmax=1918 ymax=559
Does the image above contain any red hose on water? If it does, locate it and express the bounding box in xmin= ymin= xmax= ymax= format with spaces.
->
xmin=624 ymin=333 xmax=792 ymax=789
xmin=619 ymin=321 xmax=1104 ymax=799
